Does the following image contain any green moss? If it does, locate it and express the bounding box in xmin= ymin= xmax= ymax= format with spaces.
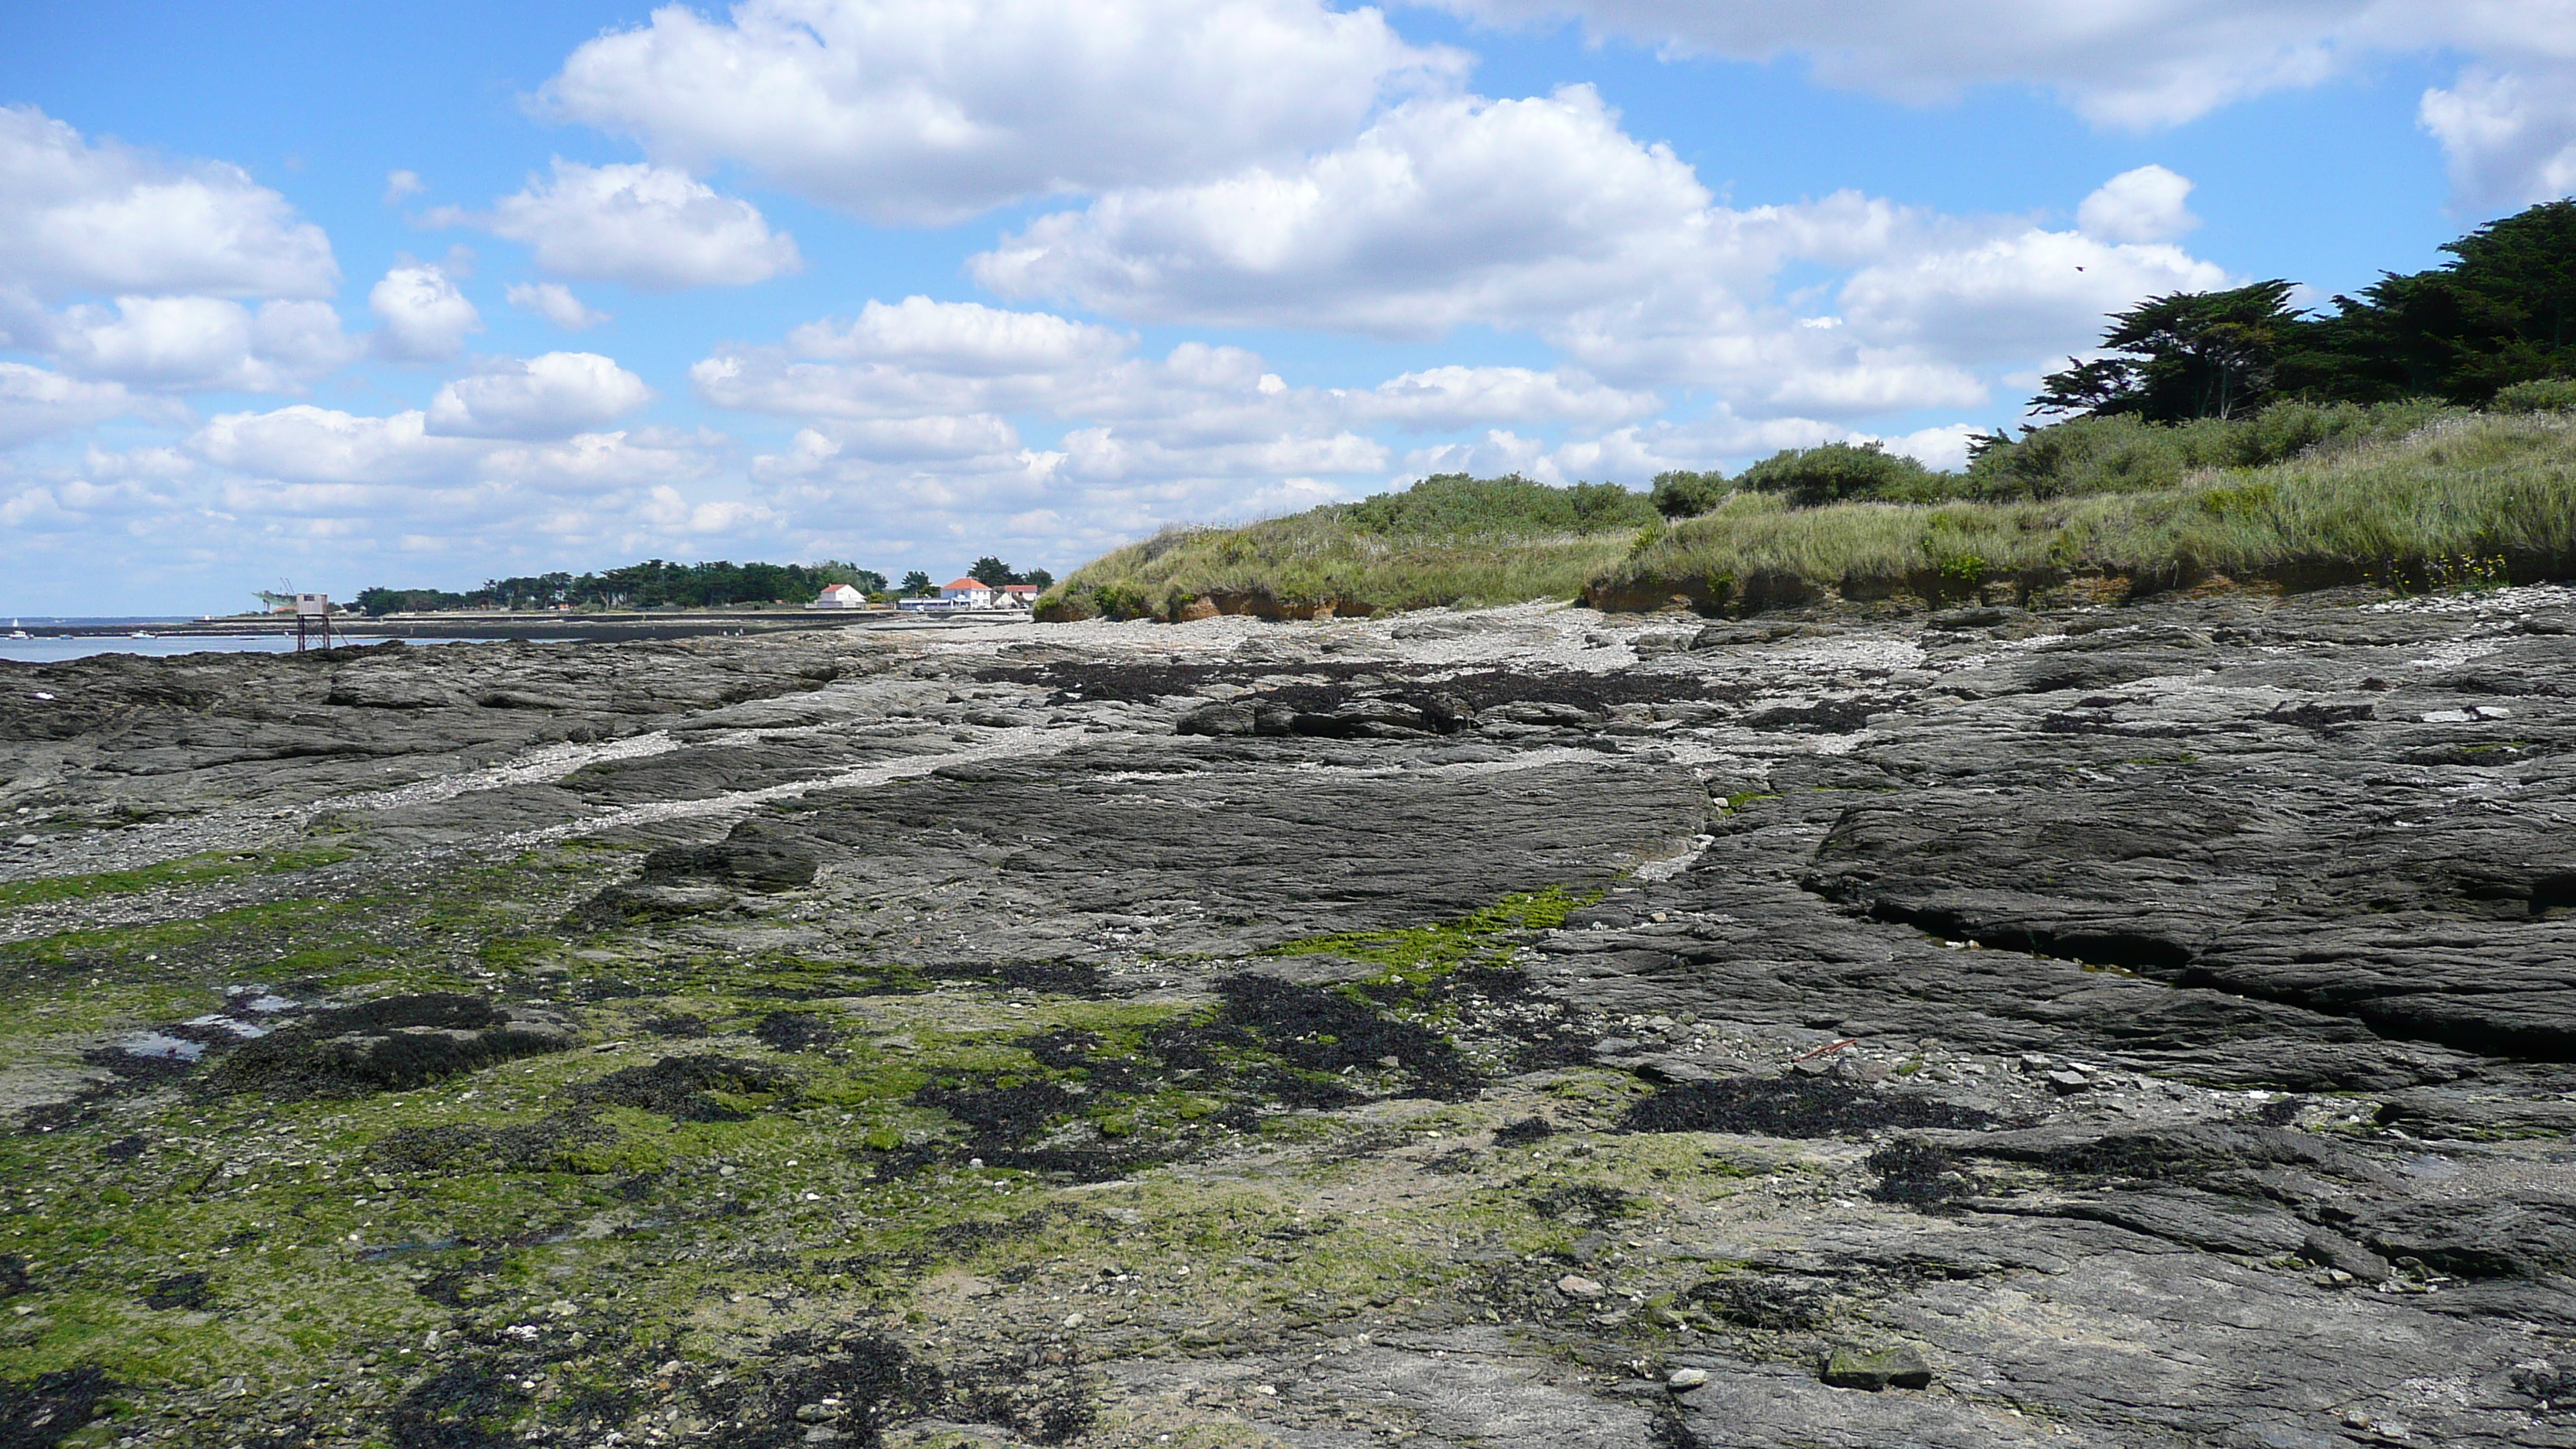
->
xmin=1266 ymin=886 xmax=1597 ymax=980
xmin=0 ymin=846 xmax=354 ymax=911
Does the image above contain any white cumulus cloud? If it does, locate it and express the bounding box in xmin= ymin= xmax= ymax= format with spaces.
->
xmin=970 ymin=89 xmax=2235 ymax=419
xmin=38 ymin=295 xmax=358 ymax=392
xmin=425 ymin=352 xmax=655 ymax=440
xmin=1341 ymin=365 xmax=1660 ymax=430
xmin=542 ymin=0 xmax=1465 ymax=224
xmin=189 ymin=404 xmax=716 ymax=500
xmin=972 ymin=87 xmax=1715 ymax=337
xmin=1838 ymin=224 xmax=2230 ymax=364
xmin=1420 ymin=2 xmax=2392 ymax=128
xmin=2077 ymin=165 xmax=2201 ymax=244
xmin=467 ymin=160 xmax=800 ymax=289
xmin=369 ymin=263 xmax=482 ymax=362
xmin=0 ymin=362 xmax=170 ymax=447
xmin=2420 ymin=65 xmax=2576 ymax=207
xmin=1434 ymin=1 xmax=2576 ymax=207
xmin=505 ymin=282 xmax=611 ymax=331
xmin=0 ymin=104 xmax=340 ymax=300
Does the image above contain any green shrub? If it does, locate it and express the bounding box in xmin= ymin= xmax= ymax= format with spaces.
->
xmin=1602 ymin=412 xmax=2576 ymax=608
xmin=2493 ymin=377 xmax=2576 ymax=413
xmin=1338 ymin=473 xmax=1657 ymax=536
xmin=1736 ymin=442 xmax=1934 ymax=507
xmin=1965 ymin=413 xmax=2187 ymax=501
xmin=1965 ymin=399 xmax=2465 ymax=502
xmin=1650 ymin=469 xmax=1730 ymax=519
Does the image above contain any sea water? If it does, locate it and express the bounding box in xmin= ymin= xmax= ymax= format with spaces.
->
xmin=0 ymin=625 xmax=493 ymax=663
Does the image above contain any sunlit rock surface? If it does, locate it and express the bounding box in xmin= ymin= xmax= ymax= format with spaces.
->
xmin=3 ymin=586 xmax=2574 ymax=1447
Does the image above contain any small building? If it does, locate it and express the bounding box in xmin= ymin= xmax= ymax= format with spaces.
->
xmin=1001 ymin=584 xmax=1041 ymax=608
xmin=939 ymin=577 xmax=1000 ymax=607
xmin=810 ymin=583 xmax=866 ymax=609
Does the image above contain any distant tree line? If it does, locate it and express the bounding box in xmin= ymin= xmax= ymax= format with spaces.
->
xmin=355 ymin=559 xmax=892 ymax=615
xmin=967 ymin=557 xmax=1054 ymax=590
xmin=353 ymin=556 xmax=1066 ymax=615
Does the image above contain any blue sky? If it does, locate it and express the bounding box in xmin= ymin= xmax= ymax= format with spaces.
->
xmin=3 ymin=0 xmax=2570 ymax=614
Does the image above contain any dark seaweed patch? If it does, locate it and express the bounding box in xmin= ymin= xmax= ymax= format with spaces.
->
xmin=1424 ymin=1146 xmax=1482 ymax=1175
xmin=939 ymin=960 xmax=1108 ymax=997
xmin=905 ymin=973 xmax=1492 ymax=1180
xmin=0 ymin=1255 xmax=28 ymax=1298
xmin=141 ymin=1270 xmax=213 ymax=1311
xmin=0 ymin=1367 xmax=117 ymax=1449
xmin=1527 ymin=1183 xmax=1639 ymax=1225
xmin=700 ymin=1331 xmax=941 ymax=1449
xmin=1865 ymin=1139 xmax=1978 ymax=1208
xmin=953 ymin=1377 xmax=1096 ymax=1445
xmin=641 ymin=1012 xmax=709 ymax=1038
xmin=368 ymin=1111 xmax=618 ymax=1175
xmin=1492 ymin=1116 xmax=1557 ymax=1148
xmin=414 ymin=1256 xmax=506 ymax=1308
xmin=386 ymin=1362 xmax=527 ymax=1449
xmin=1163 ymin=972 xmax=1485 ymax=1105
xmin=196 ymin=994 xmax=567 ymax=1101
xmin=754 ymin=1010 xmax=842 ymax=1053
xmin=1739 ymin=700 xmax=1882 ymax=735
xmin=572 ymin=1055 xmax=798 ymax=1122
xmin=1688 ymin=1274 xmax=1834 ymax=1331
xmin=19 ymin=1047 xmax=198 ymax=1133
xmin=1620 ymin=1075 xmax=1995 ymax=1139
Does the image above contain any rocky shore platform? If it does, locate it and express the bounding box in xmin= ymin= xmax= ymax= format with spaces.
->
xmin=2 ymin=584 xmax=2573 ymax=1448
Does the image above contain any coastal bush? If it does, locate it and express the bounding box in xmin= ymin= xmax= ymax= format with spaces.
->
xmin=1043 ymin=406 xmax=2576 ymax=622
xmin=2494 ymin=377 xmax=2576 ymax=413
xmin=1961 ymin=400 xmax=2459 ymax=502
xmin=1599 ymin=411 xmax=2576 ymax=605
xmin=1339 ymin=472 xmax=1658 ymax=536
xmin=1736 ymin=441 xmax=1938 ymax=507
xmin=1650 ymin=469 xmax=1730 ymax=519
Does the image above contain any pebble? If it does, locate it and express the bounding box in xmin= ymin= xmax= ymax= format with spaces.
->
xmin=1557 ymin=1275 xmax=1605 ymax=1300
xmin=1667 ymin=1368 xmax=1709 ymax=1391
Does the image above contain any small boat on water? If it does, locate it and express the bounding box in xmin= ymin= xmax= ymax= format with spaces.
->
xmin=129 ymin=630 xmax=155 ymax=639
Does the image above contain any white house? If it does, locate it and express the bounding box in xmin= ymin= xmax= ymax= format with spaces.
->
xmin=809 ymin=583 xmax=866 ymax=609
xmin=939 ymin=577 xmax=1000 ymax=606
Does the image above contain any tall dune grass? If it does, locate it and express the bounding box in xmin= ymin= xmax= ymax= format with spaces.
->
xmin=1048 ymin=512 xmax=1640 ymax=619
xmin=1605 ymin=412 xmax=2576 ymax=605
xmin=1045 ymin=474 xmax=1652 ymax=619
xmin=1046 ymin=413 xmax=2576 ymax=620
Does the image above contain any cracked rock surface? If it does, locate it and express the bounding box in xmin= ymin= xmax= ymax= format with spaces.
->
xmin=2 ymin=588 xmax=2574 ymax=1449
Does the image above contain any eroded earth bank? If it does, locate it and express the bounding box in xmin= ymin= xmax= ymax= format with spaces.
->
xmin=5 ymin=587 xmax=2576 ymax=1449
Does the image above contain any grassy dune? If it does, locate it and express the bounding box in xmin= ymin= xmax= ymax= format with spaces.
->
xmin=1042 ymin=474 xmax=1653 ymax=620
xmin=1047 ymin=412 xmax=2576 ymax=619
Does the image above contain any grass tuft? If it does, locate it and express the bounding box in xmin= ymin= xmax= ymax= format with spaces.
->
xmin=1046 ymin=409 xmax=2576 ymax=618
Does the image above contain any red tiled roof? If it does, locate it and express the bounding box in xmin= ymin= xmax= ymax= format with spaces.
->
xmin=941 ymin=577 xmax=985 ymax=590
